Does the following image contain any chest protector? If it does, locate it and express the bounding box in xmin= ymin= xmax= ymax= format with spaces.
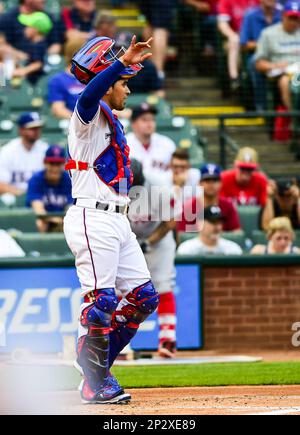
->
xmin=66 ymin=101 xmax=133 ymax=195
xmin=95 ymin=101 xmax=133 ymax=194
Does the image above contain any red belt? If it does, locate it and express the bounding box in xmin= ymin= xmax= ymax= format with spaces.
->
xmin=65 ymin=159 xmax=94 ymax=171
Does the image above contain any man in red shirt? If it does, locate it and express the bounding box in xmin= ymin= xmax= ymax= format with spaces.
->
xmin=178 ymin=163 xmax=241 ymax=232
xmin=218 ymin=0 xmax=259 ymax=91
xmin=220 ymin=147 xmax=268 ymax=206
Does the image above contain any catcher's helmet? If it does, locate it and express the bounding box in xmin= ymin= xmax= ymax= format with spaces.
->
xmin=71 ymin=37 xmax=143 ymax=85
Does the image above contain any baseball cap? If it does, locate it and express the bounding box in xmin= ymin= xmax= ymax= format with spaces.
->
xmin=44 ymin=145 xmax=66 ymax=163
xmin=204 ymin=206 xmax=224 ymax=223
xmin=17 ymin=112 xmax=44 ymax=129
xmin=18 ymin=12 xmax=53 ymax=35
xmin=235 ymin=147 xmax=259 ymax=170
xmin=131 ymin=103 xmax=158 ymax=122
xmin=284 ymin=1 xmax=300 ymax=17
xmin=201 ymin=163 xmax=222 ymax=181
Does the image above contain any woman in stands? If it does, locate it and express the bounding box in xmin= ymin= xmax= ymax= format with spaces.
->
xmin=251 ymin=217 xmax=300 ymax=255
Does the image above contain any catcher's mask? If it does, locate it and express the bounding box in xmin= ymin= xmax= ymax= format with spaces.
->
xmin=71 ymin=37 xmax=143 ymax=85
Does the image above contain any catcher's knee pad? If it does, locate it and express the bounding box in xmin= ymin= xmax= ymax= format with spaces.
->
xmin=81 ymin=288 xmax=119 ymax=329
xmin=115 ymin=281 xmax=160 ymax=326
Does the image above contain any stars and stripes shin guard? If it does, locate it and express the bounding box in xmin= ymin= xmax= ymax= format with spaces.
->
xmin=158 ymin=292 xmax=177 ymax=344
xmin=109 ymin=281 xmax=159 ymax=367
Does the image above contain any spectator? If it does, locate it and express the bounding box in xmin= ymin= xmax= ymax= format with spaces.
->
xmin=251 ymin=216 xmax=300 ymax=253
xmin=136 ymin=0 xmax=175 ymax=79
xmin=0 ymin=0 xmax=63 ymax=57
xmin=127 ymin=103 xmax=176 ymax=176
xmin=93 ymin=13 xmax=164 ymax=95
xmin=178 ymin=163 xmax=241 ymax=232
xmin=0 ymin=112 xmax=48 ymax=198
xmin=62 ymin=0 xmax=97 ymax=42
xmin=240 ymin=0 xmax=282 ymax=111
xmin=48 ymin=39 xmax=86 ymax=119
xmin=13 ymin=11 xmax=54 ymax=84
xmin=217 ymin=0 xmax=259 ymax=91
xmin=261 ymin=178 xmax=300 ymax=230
xmin=177 ymin=205 xmax=243 ymax=255
xmin=184 ymin=0 xmax=218 ymax=55
xmin=0 ymin=229 xmax=25 ymax=257
xmin=27 ymin=145 xmax=72 ymax=233
xmin=255 ymin=1 xmax=300 ymax=110
xmin=220 ymin=147 xmax=268 ymax=206
xmin=169 ymin=149 xmax=200 ymax=197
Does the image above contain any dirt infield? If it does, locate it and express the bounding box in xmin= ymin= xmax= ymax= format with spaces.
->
xmin=2 ymin=385 xmax=300 ymax=415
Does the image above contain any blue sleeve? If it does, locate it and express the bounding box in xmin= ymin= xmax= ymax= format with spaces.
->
xmin=48 ymin=75 xmax=65 ymax=104
xmin=76 ymin=59 xmax=125 ymax=124
xmin=26 ymin=176 xmax=43 ymax=207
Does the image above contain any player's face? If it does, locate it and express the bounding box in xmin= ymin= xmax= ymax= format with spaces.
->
xmin=270 ymin=230 xmax=292 ymax=253
xmin=132 ymin=113 xmax=156 ymax=138
xmin=20 ymin=127 xmax=42 ymax=144
xmin=171 ymin=158 xmax=190 ymax=176
xmin=27 ymin=0 xmax=46 ymax=11
xmin=201 ymin=179 xmax=221 ymax=198
xmin=45 ymin=162 xmax=64 ymax=183
xmin=109 ymin=79 xmax=131 ymax=111
xmin=236 ymin=168 xmax=254 ymax=186
xmin=283 ymin=15 xmax=300 ymax=33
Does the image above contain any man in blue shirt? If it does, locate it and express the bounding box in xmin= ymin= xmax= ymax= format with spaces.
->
xmin=48 ymin=39 xmax=85 ymax=119
xmin=240 ymin=0 xmax=282 ymax=110
xmin=27 ymin=145 xmax=72 ymax=232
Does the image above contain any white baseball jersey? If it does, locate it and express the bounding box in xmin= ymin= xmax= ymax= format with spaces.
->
xmin=68 ymin=107 xmax=129 ymax=206
xmin=126 ymin=132 xmax=176 ymax=175
xmin=129 ymin=179 xmax=180 ymax=294
xmin=0 ymin=138 xmax=48 ymax=191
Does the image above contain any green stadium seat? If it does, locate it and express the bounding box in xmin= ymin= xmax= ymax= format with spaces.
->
xmin=14 ymin=233 xmax=71 ymax=257
xmin=178 ymin=230 xmax=246 ymax=249
xmin=0 ymin=209 xmax=37 ymax=232
xmin=5 ymin=81 xmax=44 ymax=114
xmin=237 ymin=206 xmax=261 ymax=239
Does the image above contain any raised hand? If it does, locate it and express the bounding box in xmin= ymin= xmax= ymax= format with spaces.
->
xmin=120 ymin=35 xmax=153 ymax=67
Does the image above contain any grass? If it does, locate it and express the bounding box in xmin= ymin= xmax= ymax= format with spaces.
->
xmin=1 ymin=362 xmax=300 ymax=391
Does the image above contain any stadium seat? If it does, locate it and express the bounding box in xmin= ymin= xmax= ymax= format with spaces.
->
xmin=5 ymin=81 xmax=44 ymax=115
xmin=178 ymin=230 xmax=246 ymax=249
xmin=0 ymin=209 xmax=37 ymax=232
xmin=237 ymin=206 xmax=261 ymax=239
xmin=14 ymin=233 xmax=71 ymax=257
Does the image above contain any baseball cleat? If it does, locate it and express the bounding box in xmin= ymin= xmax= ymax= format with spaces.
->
xmin=80 ymin=378 xmax=131 ymax=405
xmin=158 ymin=340 xmax=177 ymax=359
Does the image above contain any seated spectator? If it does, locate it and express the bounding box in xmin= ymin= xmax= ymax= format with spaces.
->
xmin=220 ymin=147 xmax=268 ymax=206
xmin=48 ymin=39 xmax=86 ymax=119
xmin=13 ymin=11 xmax=54 ymax=84
xmin=169 ymin=149 xmax=200 ymax=198
xmin=62 ymin=0 xmax=96 ymax=42
xmin=217 ymin=0 xmax=259 ymax=92
xmin=240 ymin=0 xmax=281 ymax=111
xmin=127 ymin=103 xmax=176 ymax=176
xmin=0 ymin=112 xmax=48 ymax=198
xmin=0 ymin=0 xmax=63 ymax=58
xmin=93 ymin=12 xmax=164 ymax=96
xmin=0 ymin=229 xmax=25 ymax=258
xmin=251 ymin=216 xmax=300 ymax=254
xmin=261 ymin=178 xmax=300 ymax=230
xmin=27 ymin=145 xmax=72 ymax=233
xmin=255 ymin=1 xmax=300 ymax=110
xmin=178 ymin=163 xmax=241 ymax=232
xmin=184 ymin=0 xmax=218 ymax=55
xmin=136 ymin=0 xmax=175 ymax=79
xmin=177 ymin=205 xmax=243 ymax=255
